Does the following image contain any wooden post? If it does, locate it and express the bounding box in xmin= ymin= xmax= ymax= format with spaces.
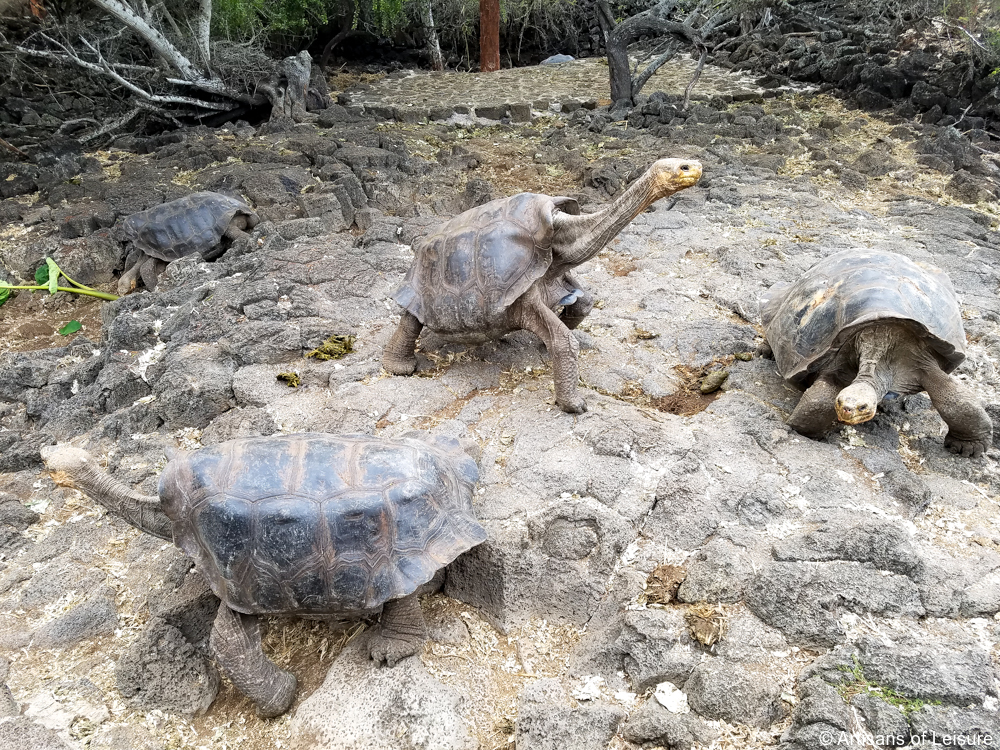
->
xmin=479 ymin=0 xmax=500 ymax=72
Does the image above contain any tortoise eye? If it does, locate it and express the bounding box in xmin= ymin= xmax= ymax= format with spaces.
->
xmin=680 ymin=164 xmax=691 ymax=172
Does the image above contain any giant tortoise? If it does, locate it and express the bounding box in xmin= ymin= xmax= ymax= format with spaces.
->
xmin=760 ymin=249 xmax=992 ymax=457
xmin=42 ymin=433 xmax=486 ymax=717
xmin=383 ymin=158 xmax=703 ymax=414
xmin=118 ymin=191 xmax=259 ymax=295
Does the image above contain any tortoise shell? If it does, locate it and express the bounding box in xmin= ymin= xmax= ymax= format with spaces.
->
xmin=760 ymin=249 xmax=966 ymax=386
xmin=122 ymin=192 xmax=259 ymax=261
xmin=393 ymin=192 xmax=580 ymax=334
xmin=158 ymin=433 xmax=485 ymax=616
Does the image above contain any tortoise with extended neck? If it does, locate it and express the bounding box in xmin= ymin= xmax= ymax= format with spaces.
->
xmin=118 ymin=192 xmax=259 ymax=295
xmin=760 ymin=249 xmax=993 ymax=457
xmin=383 ymin=158 xmax=703 ymax=413
xmin=41 ymin=433 xmax=485 ymax=717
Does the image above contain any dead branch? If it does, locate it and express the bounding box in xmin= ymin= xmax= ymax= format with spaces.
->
xmin=89 ymin=0 xmax=203 ymax=80
xmin=16 ymin=35 xmax=231 ymax=111
xmin=56 ymin=117 xmax=99 ymax=135
xmin=0 ymin=137 xmax=30 ymax=160
xmin=632 ymin=40 xmax=682 ymax=94
xmin=681 ymin=47 xmax=707 ymax=110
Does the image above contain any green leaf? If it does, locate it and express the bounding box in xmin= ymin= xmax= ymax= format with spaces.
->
xmin=34 ymin=264 xmax=49 ymax=285
xmin=58 ymin=320 xmax=82 ymax=335
xmin=46 ymin=258 xmax=59 ymax=294
xmin=0 ymin=287 xmax=9 ymax=307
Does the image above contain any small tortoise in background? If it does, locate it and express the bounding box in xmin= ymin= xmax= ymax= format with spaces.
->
xmin=42 ymin=433 xmax=486 ymax=717
xmin=118 ymin=191 xmax=260 ymax=295
xmin=384 ymin=158 xmax=703 ymax=414
xmin=760 ymin=249 xmax=993 ymax=457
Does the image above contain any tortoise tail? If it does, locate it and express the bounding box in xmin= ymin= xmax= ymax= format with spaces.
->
xmin=41 ymin=445 xmax=173 ymax=541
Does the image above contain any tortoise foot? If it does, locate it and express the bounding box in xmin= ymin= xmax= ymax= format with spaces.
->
xmin=255 ymin=669 xmax=297 ymax=719
xmin=382 ymin=353 xmax=418 ymax=376
xmin=944 ymin=432 xmax=989 ymax=459
xmin=558 ymin=394 xmax=588 ymax=414
xmin=368 ymin=629 xmax=422 ymax=667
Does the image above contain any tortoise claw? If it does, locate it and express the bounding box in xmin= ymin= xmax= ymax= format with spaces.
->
xmin=944 ymin=433 xmax=988 ymax=458
xmin=368 ymin=630 xmax=422 ymax=667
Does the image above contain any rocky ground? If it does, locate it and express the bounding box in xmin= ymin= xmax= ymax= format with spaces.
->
xmin=1 ymin=55 xmax=1000 ymax=750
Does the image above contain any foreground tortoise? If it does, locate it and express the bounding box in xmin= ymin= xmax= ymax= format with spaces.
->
xmin=118 ymin=191 xmax=260 ymax=295
xmin=761 ymin=249 xmax=993 ymax=457
xmin=384 ymin=158 xmax=703 ymax=413
xmin=42 ymin=433 xmax=486 ymax=717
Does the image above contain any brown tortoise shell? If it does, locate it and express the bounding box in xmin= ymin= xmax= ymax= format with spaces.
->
xmin=760 ymin=249 xmax=967 ymax=387
xmin=122 ymin=192 xmax=259 ymax=262
xmin=392 ymin=192 xmax=580 ymax=334
xmin=158 ymin=433 xmax=485 ymax=616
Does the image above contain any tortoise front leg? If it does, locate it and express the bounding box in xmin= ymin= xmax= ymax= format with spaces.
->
xmin=921 ymin=365 xmax=993 ymax=458
xmin=224 ymin=215 xmax=251 ymax=240
xmin=369 ymin=593 xmax=427 ymax=667
xmin=382 ymin=311 xmax=424 ymax=375
xmin=210 ymin=605 xmax=296 ymax=718
xmin=117 ymin=250 xmax=145 ymax=296
xmin=788 ymin=375 xmax=842 ymax=439
xmin=517 ymin=288 xmax=586 ymax=413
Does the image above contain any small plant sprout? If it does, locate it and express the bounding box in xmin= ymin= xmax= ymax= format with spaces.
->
xmin=0 ymin=258 xmax=119 ymax=307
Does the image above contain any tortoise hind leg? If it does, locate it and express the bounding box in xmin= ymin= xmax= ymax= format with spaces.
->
xmin=210 ymin=605 xmax=296 ymax=718
xmin=921 ymin=365 xmax=993 ymax=458
xmin=369 ymin=594 xmax=426 ymax=667
xmin=787 ymin=375 xmax=842 ymax=439
xmin=383 ymin=311 xmax=423 ymax=375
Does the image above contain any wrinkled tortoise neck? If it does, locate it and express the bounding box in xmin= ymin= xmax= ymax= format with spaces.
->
xmin=550 ymin=165 xmax=680 ymax=268
xmin=847 ymin=324 xmax=903 ymax=403
xmin=65 ymin=458 xmax=172 ymax=540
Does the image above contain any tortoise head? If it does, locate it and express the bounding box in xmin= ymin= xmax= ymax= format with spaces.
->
xmin=649 ymin=158 xmax=703 ymax=198
xmin=835 ymin=382 xmax=879 ymax=425
xmin=40 ymin=444 xmax=94 ymax=484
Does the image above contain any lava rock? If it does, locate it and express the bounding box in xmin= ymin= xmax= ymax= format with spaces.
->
xmin=684 ymin=658 xmax=783 ymax=727
xmin=115 ymin=617 xmax=220 ymax=716
xmin=514 ymin=678 xmax=625 ymax=750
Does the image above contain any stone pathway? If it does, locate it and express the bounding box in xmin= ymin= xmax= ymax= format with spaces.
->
xmin=342 ymin=54 xmax=807 ymax=121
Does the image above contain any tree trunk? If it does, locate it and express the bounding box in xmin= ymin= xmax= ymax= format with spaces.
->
xmin=263 ymin=50 xmax=313 ymax=126
xmin=422 ymin=0 xmax=445 ymax=71
xmin=479 ymin=0 xmax=500 ymax=72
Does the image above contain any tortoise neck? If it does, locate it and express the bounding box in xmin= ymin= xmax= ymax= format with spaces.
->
xmin=850 ymin=324 xmax=937 ymax=397
xmin=551 ymin=168 xmax=670 ymax=268
xmin=74 ymin=461 xmax=173 ymax=540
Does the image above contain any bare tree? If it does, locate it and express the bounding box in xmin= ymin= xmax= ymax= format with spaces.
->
xmin=14 ymin=0 xmax=315 ymax=139
xmin=598 ymin=0 xmax=763 ymax=109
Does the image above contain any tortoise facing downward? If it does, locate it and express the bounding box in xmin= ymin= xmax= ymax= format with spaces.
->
xmin=42 ymin=433 xmax=486 ymax=717
xmin=384 ymin=158 xmax=703 ymax=414
xmin=761 ymin=249 xmax=992 ymax=457
xmin=118 ymin=191 xmax=260 ymax=295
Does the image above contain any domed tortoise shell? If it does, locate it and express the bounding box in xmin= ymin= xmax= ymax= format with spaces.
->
xmin=760 ymin=249 xmax=966 ymax=386
xmin=158 ymin=433 xmax=485 ymax=616
xmin=393 ymin=192 xmax=580 ymax=334
xmin=122 ymin=191 xmax=259 ymax=261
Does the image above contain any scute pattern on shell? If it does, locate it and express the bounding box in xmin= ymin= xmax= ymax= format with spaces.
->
xmin=761 ymin=250 xmax=967 ymax=385
xmin=123 ymin=192 xmax=258 ymax=261
xmin=158 ymin=433 xmax=485 ymax=616
xmin=393 ymin=192 xmax=579 ymax=333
